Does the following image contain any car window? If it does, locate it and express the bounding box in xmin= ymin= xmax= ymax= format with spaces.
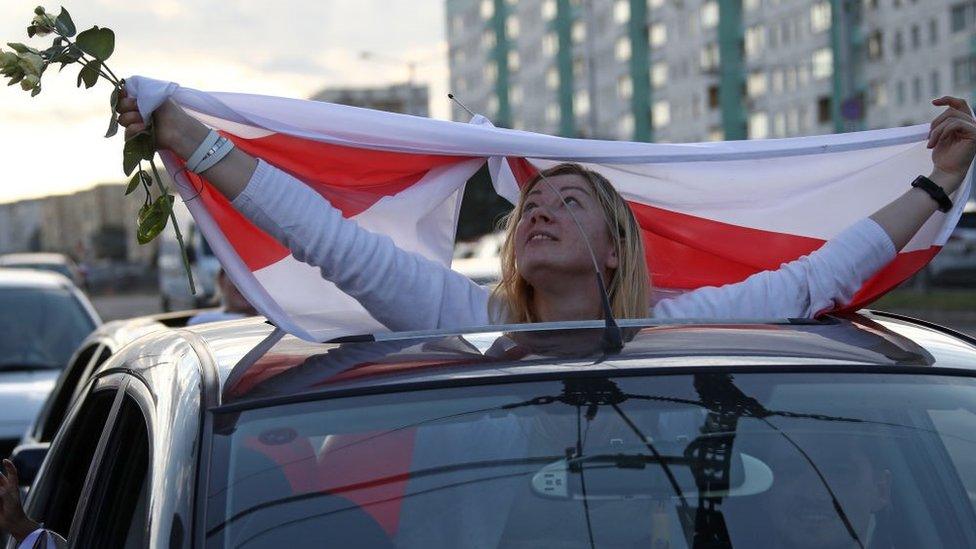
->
xmin=74 ymin=392 xmax=151 ymax=548
xmin=26 ymin=387 xmax=118 ymax=539
xmin=207 ymin=373 xmax=976 ymax=548
xmin=0 ymin=287 xmax=96 ymax=371
xmin=38 ymin=344 xmax=111 ymax=443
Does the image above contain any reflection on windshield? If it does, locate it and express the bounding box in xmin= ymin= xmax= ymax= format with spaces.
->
xmin=0 ymin=288 xmax=94 ymax=369
xmin=207 ymin=373 xmax=976 ymax=548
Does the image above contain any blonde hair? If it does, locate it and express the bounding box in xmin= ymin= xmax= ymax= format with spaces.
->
xmin=491 ymin=163 xmax=651 ymax=322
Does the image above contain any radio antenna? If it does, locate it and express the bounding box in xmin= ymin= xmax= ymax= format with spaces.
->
xmin=448 ymin=93 xmax=476 ymax=117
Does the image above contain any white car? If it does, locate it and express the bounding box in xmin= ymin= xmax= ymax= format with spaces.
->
xmin=158 ymin=213 xmax=221 ymax=311
xmin=0 ymin=269 xmax=99 ymax=459
xmin=0 ymin=253 xmax=83 ymax=287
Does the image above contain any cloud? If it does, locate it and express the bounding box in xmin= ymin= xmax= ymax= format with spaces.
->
xmin=0 ymin=0 xmax=450 ymax=203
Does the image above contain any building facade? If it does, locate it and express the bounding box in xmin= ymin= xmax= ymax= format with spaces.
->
xmin=447 ymin=0 xmax=976 ymax=142
xmin=310 ymin=83 xmax=430 ymax=117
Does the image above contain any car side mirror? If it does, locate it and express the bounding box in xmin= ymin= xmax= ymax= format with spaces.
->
xmin=10 ymin=443 xmax=50 ymax=486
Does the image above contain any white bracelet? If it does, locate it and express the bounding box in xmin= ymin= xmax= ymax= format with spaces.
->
xmin=185 ymin=130 xmax=221 ymax=172
xmin=193 ymin=136 xmax=235 ymax=174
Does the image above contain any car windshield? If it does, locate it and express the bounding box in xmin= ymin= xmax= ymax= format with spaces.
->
xmin=206 ymin=373 xmax=976 ymax=548
xmin=0 ymin=287 xmax=95 ymax=369
xmin=958 ymin=212 xmax=976 ymax=229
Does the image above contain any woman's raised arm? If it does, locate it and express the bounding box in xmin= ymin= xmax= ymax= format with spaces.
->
xmin=869 ymin=96 xmax=976 ymax=249
xmin=117 ymin=96 xmax=256 ymax=200
xmin=116 ymin=96 xmax=491 ymax=331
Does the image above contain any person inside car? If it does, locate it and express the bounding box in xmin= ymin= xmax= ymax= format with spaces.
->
xmin=187 ymin=268 xmax=258 ymax=326
xmin=0 ymin=459 xmax=64 ymax=548
xmin=115 ymin=95 xmax=976 ymax=333
xmin=726 ymin=431 xmax=893 ymax=549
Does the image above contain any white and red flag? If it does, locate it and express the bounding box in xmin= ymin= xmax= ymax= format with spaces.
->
xmin=127 ymin=76 xmax=971 ymax=342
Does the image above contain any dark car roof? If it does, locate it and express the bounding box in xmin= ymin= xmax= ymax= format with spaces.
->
xmin=163 ymin=310 xmax=976 ymax=410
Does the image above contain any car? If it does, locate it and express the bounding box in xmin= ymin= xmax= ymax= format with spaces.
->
xmin=10 ymin=308 xmax=208 ymax=473
xmin=10 ymin=310 xmax=976 ymax=547
xmin=158 ymin=211 xmax=221 ymax=311
xmin=0 ymin=253 xmax=83 ymax=287
xmin=925 ymin=200 xmax=976 ymax=286
xmin=0 ymin=269 xmax=99 ymax=460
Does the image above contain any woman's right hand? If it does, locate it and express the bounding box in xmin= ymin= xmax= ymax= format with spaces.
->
xmin=116 ymin=94 xmax=202 ymax=154
xmin=0 ymin=459 xmax=39 ymax=542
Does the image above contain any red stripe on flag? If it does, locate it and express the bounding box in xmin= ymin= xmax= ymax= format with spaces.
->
xmin=842 ymin=247 xmax=939 ymax=312
xmin=631 ymin=200 xmax=937 ymax=313
xmin=187 ymin=173 xmax=291 ymax=271
xmin=186 ymin=131 xmax=477 ymax=271
xmin=631 ymin=201 xmax=825 ymax=288
xmin=227 ymin=132 xmax=479 ymax=217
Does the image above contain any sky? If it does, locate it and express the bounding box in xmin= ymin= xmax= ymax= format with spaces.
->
xmin=0 ymin=0 xmax=448 ymax=203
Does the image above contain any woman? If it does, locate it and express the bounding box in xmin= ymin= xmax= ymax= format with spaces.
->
xmin=110 ymin=95 xmax=976 ymax=331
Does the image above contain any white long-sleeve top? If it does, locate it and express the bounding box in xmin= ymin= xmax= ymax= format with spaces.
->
xmin=233 ymin=160 xmax=898 ymax=330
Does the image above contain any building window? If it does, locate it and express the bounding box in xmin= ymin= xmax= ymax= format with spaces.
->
xmin=547 ymin=67 xmax=559 ymax=89
xmin=542 ymin=0 xmax=557 ymax=20
xmin=812 ymin=47 xmax=833 ymax=80
xmin=615 ymin=36 xmax=631 ymax=61
xmin=511 ymin=85 xmax=523 ymax=107
xmin=893 ymin=30 xmax=903 ymax=57
xmin=811 ymin=2 xmax=831 ymax=34
xmin=575 ymin=90 xmax=590 ymax=117
xmin=618 ymin=74 xmax=633 ymax=100
xmin=746 ymin=72 xmax=767 ymax=98
xmin=771 ymin=69 xmax=784 ymax=93
xmin=700 ymin=1 xmax=719 ymax=29
xmin=546 ymin=103 xmax=560 ymax=125
xmin=506 ymin=16 xmax=520 ymax=39
xmin=785 ymin=67 xmax=797 ymax=92
xmin=614 ymin=0 xmax=630 ymax=23
xmin=649 ymin=22 xmax=667 ymax=47
xmin=508 ymin=50 xmax=520 ymax=71
xmin=485 ymin=62 xmax=498 ymax=83
xmin=708 ymin=85 xmax=720 ymax=109
xmin=912 ymin=76 xmax=922 ymax=103
xmin=867 ymin=30 xmax=883 ymax=60
xmin=744 ymin=0 xmax=761 ymax=10
xmin=869 ymin=80 xmax=887 ymax=107
xmin=773 ymin=112 xmax=786 ymax=137
xmin=745 ymin=25 xmax=765 ymax=60
xmin=653 ymin=100 xmax=670 ymax=129
xmin=929 ymin=18 xmax=938 ymax=45
xmin=651 ymin=62 xmax=668 ymax=88
xmin=749 ymin=111 xmax=769 ymax=139
xmin=817 ymin=96 xmax=832 ymax=124
xmin=480 ymin=0 xmax=494 ymax=19
xmin=931 ymin=70 xmax=941 ymax=96
xmin=544 ymin=32 xmax=558 ymax=56
xmin=951 ymin=2 xmax=976 ymax=33
xmin=700 ymin=42 xmax=720 ymax=72
xmin=911 ymin=24 xmax=920 ymax=50
xmin=953 ymin=55 xmax=976 ymax=88
xmin=896 ymin=80 xmax=906 ymax=105
xmin=619 ymin=113 xmax=634 ymax=139
xmin=482 ymin=30 xmax=497 ymax=50
xmin=572 ymin=21 xmax=586 ymax=44
xmin=707 ymin=126 xmax=724 ymax=141
xmin=787 ymin=108 xmax=799 ymax=134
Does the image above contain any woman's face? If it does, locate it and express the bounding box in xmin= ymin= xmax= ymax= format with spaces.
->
xmin=513 ymin=173 xmax=619 ymax=286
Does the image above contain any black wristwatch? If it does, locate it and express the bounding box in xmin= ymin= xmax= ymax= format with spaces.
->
xmin=911 ymin=175 xmax=953 ymax=213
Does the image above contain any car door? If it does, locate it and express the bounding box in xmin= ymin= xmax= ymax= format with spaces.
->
xmin=15 ymin=374 xmax=124 ymax=545
xmin=69 ymin=375 xmax=152 ymax=547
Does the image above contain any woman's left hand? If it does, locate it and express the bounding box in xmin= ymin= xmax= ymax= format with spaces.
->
xmin=927 ymin=96 xmax=976 ymax=193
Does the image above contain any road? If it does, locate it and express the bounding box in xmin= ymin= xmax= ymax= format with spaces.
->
xmin=90 ymin=292 xmax=162 ymax=322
